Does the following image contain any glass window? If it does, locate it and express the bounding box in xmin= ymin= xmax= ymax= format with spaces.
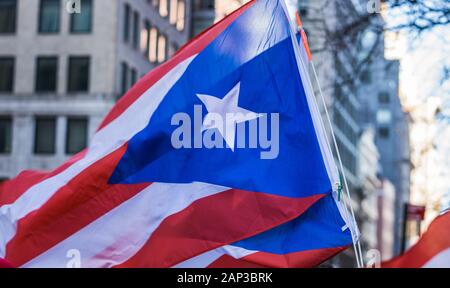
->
xmin=378 ymin=127 xmax=390 ymax=139
xmin=299 ymin=7 xmax=308 ymax=18
xmin=132 ymin=10 xmax=140 ymax=49
xmin=157 ymin=33 xmax=166 ymax=63
xmin=39 ymin=0 xmax=61 ymax=33
xmin=376 ymin=109 xmax=392 ymax=124
xmin=0 ymin=116 xmax=12 ymax=154
xmin=36 ymin=57 xmax=58 ymax=92
xmin=176 ymin=0 xmax=185 ymax=31
xmin=123 ymin=3 xmax=130 ymax=43
xmin=169 ymin=0 xmax=177 ymax=24
xmin=0 ymin=57 xmax=14 ymax=92
xmin=149 ymin=27 xmax=158 ymax=63
xmin=67 ymin=56 xmax=90 ymax=92
xmin=193 ymin=0 xmax=213 ymax=10
xmin=131 ymin=68 xmax=137 ymax=86
xmin=360 ymin=70 xmax=371 ymax=84
xmin=70 ymin=0 xmax=92 ymax=33
xmin=34 ymin=117 xmax=56 ymax=154
xmin=121 ymin=61 xmax=128 ymax=95
xmin=159 ymin=0 xmax=168 ymax=17
xmin=378 ymin=92 xmax=390 ymax=104
xmin=0 ymin=0 xmax=16 ymax=34
xmin=66 ymin=117 xmax=88 ymax=154
xmin=142 ymin=20 xmax=151 ymax=59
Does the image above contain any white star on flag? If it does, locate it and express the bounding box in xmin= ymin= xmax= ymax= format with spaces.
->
xmin=197 ymin=82 xmax=261 ymax=151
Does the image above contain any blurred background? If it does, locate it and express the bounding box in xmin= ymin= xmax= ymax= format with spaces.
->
xmin=0 ymin=0 xmax=448 ymax=267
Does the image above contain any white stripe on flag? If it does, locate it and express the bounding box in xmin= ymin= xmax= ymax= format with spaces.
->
xmin=422 ymin=248 xmax=450 ymax=268
xmin=22 ymin=182 xmax=228 ymax=268
xmin=173 ymin=245 xmax=256 ymax=268
xmin=0 ymin=56 xmax=196 ymax=258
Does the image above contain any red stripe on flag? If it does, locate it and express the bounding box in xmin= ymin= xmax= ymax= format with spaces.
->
xmin=382 ymin=212 xmax=450 ymax=268
xmin=97 ymin=0 xmax=255 ymax=131
xmin=5 ymin=145 xmax=150 ymax=267
xmin=115 ymin=192 xmax=325 ymax=267
xmin=0 ymin=257 xmax=14 ymax=268
xmin=208 ymin=246 xmax=348 ymax=268
xmin=0 ymin=150 xmax=87 ymax=206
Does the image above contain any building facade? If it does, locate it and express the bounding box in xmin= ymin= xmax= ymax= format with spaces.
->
xmin=358 ymin=127 xmax=381 ymax=250
xmin=377 ymin=178 xmax=396 ymax=261
xmin=359 ymin=54 xmax=411 ymax=255
xmin=0 ymin=0 xmax=192 ymax=180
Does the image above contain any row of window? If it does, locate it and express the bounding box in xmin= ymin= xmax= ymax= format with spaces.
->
xmin=141 ymin=19 xmax=168 ymax=63
xmin=0 ymin=116 xmax=88 ymax=155
xmin=0 ymin=56 xmax=90 ymax=93
xmin=148 ymin=0 xmax=186 ymax=31
xmin=0 ymin=0 xmax=93 ymax=34
xmin=121 ymin=62 xmax=139 ymax=95
xmin=124 ymin=3 xmax=179 ymax=64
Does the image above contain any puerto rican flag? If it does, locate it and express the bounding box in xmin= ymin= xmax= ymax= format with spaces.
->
xmin=382 ymin=211 xmax=450 ymax=268
xmin=0 ymin=0 xmax=356 ymax=268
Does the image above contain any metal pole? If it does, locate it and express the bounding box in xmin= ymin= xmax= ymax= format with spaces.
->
xmin=400 ymin=203 xmax=408 ymax=253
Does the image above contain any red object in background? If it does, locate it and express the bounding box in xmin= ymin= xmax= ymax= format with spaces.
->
xmin=0 ymin=258 xmax=14 ymax=268
xmin=407 ymin=204 xmax=426 ymax=221
xmin=383 ymin=211 xmax=450 ymax=268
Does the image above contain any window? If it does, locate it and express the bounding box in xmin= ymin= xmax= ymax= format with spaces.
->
xmin=193 ymin=0 xmax=214 ymax=10
xmin=0 ymin=116 xmax=12 ymax=154
xmin=157 ymin=33 xmax=167 ymax=63
xmin=67 ymin=56 xmax=90 ymax=92
xmin=70 ymin=0 xmax=92 ymax=33
xmin=35 ymin=57 xmax=58 ymax=92
xmin=34 ymin=117 xmax=56 ymax=154
xmin=378 ymin=127 xmax=390 ymax=139
xmin=66 ymin=117 xmax=88 ymax=154
xmin=360 ymin=70 xmax=371 ymax=84
xmin=143 ymin=20 xmax=151 ymax=59
xmin=376 ymin=109 xmax=392 ymax=124
xmin=132 ymin=11 xmax=140 ymax=49
xmin=121 ymin=62 xmax=129 ymax=95
xmin=123 ymin=3 xmax=130 ymax=43
xmin=0 ymin=0 xmax=16 ymax=34
xmin=131 ymin=68 xmax=137 ymax=86
xmin=176 ymin=0 xmax=185 ymax=31
xmin=299 ymin=7 xmax=308 ymax=18
xmin=159 ymin=0 xmax=168 ymax=17
xmin=0 ymin=57 xmax=14 ymax=92
xmin=169 ymin=0 xmax=177 ymax=24
xmin=149 ymin=27 xmax=158 ymax=63
xmin=378 ymin=92 xmax=390 ymax=104
xmin=39 ymin=0 xmax=61 ymax=33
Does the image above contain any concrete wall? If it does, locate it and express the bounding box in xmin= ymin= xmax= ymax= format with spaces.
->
xmin=0 ymin=0 xmax=193 ymax=178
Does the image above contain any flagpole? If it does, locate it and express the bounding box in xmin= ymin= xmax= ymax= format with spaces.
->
xmin=310 ymin=64 xmax=365 ymax=268
xmin=288 ymin=5 xmax=365 ymax=267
